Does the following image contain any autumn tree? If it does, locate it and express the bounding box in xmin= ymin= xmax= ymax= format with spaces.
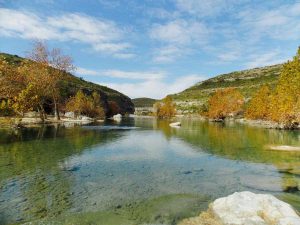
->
xmin=245 ymin=85 xmax=272 ymax=120
xmin=28 ymin=41 xmax=75 ymax=120
xmin=207 ymin=88 xmax=244 ymax=120
xmin=269 ymin=47 xmax=300 ymax=125
xmin=154 ymin=96 xmax=176 ymax=118
xmin=66 ymin=90 xmax=105 ymax=118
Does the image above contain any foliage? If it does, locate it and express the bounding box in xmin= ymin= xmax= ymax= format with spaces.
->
xmin=0 ymin=52 xmax=134 ymax=118
xmin=245 ymin=47 xmax=300 ymax=126
xmin=66 ymin=90 xmax=105 ymax=118
xmin=270 ymin=48 xmax=300 ymax=124
xmin=207 ymin=88 xmax=244 ymax=120
xmin=0 ymin=100 xmax=13 ymax=116
xmin=245 ymin=85 xmax=272 ymax=120
xmin=154 ymin=96 xmax=176 ymax=118
xmin=12 ymin=84 xmax=39 ymax=116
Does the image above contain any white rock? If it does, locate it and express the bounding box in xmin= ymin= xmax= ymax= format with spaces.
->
xmin=113 ymin=114 xmax=122 ymax=122
xmin=81 ymin=116 xmax=93 ymax=121
xmin=211 ymin=191 xmax=300 ymax=225
xmin=170 ymin=122 xmax=181 ymax=127
xmin=64 ymin=112 xmax=75 ymax=119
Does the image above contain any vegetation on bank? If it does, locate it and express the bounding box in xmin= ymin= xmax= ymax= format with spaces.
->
xmin=153 ymin=96 xmax=176 ymax=119
xmin=198 ymin=47 xmax=300 ymax=128
xmin=245 ymin=48 xmax=300 ymax=127
xmin=0 ymin=42 xmax=134 ymax=121
xmin=171 ymin=62 xmax=282 ymax=114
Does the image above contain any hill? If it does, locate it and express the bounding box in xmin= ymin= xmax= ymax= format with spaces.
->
xmin=132 ymin=98 xmax=157 ymax=108
xmin=0 ymin=53 xmax=134 ymax=115
xmin=171 ymin=64 xmax=283 ymax=114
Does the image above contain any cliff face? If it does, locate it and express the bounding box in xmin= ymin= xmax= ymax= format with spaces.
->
xmin=0 ymin=53 xmax=135 ymax=116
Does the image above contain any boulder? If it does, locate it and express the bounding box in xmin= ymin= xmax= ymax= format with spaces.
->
xmin=113 ymin=114 xmax=122 ymax=122
xmin=211 ymin=191 xmax=300 ymax=225
xmin=170 ymin=122 xmax=181 ymax=127
xmin=64 ymin=112 xmax=75 ymax=119
xmin=81 ymin=116 xmax=93 ymax=121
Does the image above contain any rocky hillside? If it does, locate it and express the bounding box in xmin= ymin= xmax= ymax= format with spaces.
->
xmin=0 ymin=53 xmax=134 ymax=115
xmin=171 ymin=64 xmax=283 ymax=114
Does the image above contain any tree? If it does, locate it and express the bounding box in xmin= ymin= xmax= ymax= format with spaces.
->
xmin=12 ymin=84 xmax=39 ymax=116
xmin=66 ymin=90 xmax=105 ymax=118
xmin=269 ymin=47 xmax=300 ymax=125
xmin=154 ymin=96 xmax=176 ymax=118
xmin=28 ymin=41 xmax=75 ymax=120
xmin=245 ymin=85 xmax=272 ymax=120
xmin=207 ymin=88 xmax=244 ymax=120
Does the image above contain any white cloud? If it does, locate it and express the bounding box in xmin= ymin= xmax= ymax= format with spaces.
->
xmin=101 ymin=70 xmax=165 ymax=80
xmin=76 ymin=68 xmax=166 ymax=80
xmin=100 ymin=73 xmax=205 ymax=99
xmin=244 ymin=51 xmax=289 ymax=69
xmin=150 ymin=19 xmax=209 ymax=62
xmin=150 ymin=19 xmax=209 ymax=45
xmin=76 ymin=67 xmax=99 ymax=76
xmin=0 ymin=8 xmax=133 ymax=56
xmin=237 ymin=2 xmax=300 ymax=41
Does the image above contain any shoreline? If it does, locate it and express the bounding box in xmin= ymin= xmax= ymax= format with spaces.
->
xmin=1 ymin=115 xmax=300 ymax=131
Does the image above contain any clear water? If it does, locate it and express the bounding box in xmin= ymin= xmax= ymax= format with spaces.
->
xmin=0 ymin=118 xmax=300 ymax=225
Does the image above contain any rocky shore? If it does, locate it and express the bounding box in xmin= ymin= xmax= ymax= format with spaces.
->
xmin=179 ymin=191 xmax=300 ymax=225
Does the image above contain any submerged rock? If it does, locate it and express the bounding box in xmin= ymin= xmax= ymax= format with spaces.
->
xmin=179 ymin=191 xmax=300 ymax=225
xmin=170 ymin=122 xmax=181 ymax=127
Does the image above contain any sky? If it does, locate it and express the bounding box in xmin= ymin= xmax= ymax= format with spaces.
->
xmin=0 ymin=0 xmax=300 ymax=99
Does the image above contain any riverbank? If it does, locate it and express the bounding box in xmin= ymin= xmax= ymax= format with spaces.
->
xmin=0 ymin=116 xmax=103 ymax=128
xmin=172 ymin=115 xmax=300 ymax=130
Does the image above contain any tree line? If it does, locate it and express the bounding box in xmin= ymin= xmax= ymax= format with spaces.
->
xmin=152 ymin=47 xmax=300 ymax=128
xmin=0 ymin=42 xmax=119 ymax=121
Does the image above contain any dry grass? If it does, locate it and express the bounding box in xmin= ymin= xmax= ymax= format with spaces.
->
xmin=178 ymin=210 xmax=222 ymax=225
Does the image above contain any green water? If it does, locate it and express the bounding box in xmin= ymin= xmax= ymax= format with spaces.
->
xmin=0 ymin=118 xmax=300 ymax=225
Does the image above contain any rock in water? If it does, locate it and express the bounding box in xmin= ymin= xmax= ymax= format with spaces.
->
xmin=113 ymin=114 xmax=122 ymax=122
xmin=211 ymin=191 xmax=300 ymax=225
xmin=170 ymin=122 xmax=181 ymax=127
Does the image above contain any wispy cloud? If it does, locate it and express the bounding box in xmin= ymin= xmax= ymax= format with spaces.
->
xmin=101 ymin=73 xmax=205 ymax=98
xmin=0 ymin=8 xmax=133 ymax=57
xmin=150 ymin=19 xmax=209 ymax=62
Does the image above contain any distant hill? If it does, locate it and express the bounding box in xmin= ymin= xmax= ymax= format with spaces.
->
xmin=132 ymin=98 xmax=157 ymax=108
xmin=171 ymin=64 xmax=283 ymax=114
xmin=0 ymin=53 xmax=134 ymax=115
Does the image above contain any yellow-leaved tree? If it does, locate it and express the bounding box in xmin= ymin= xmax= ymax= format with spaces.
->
xmin=207 ymin=88 xmax=244 ymax=120
xmin=270 ymin=47 xmax=300 ymax=125
xmin=154 ymin=96 xmax=176 ymax=118
xmin=245 ymin=85 xmax=272 ymax=120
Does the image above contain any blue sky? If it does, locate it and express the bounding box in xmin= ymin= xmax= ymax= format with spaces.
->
xmin=0 ymin=0 xmax=300 ymax=99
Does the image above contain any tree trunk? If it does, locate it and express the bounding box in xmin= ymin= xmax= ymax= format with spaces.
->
xmin=38 ymin=104 xmax=46 ymax=122
xmin=53 ymin=97 xmax=60 ymax=121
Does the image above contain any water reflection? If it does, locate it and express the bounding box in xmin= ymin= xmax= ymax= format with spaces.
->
xmin=0 ymin=119 xmax=299 ymax=225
